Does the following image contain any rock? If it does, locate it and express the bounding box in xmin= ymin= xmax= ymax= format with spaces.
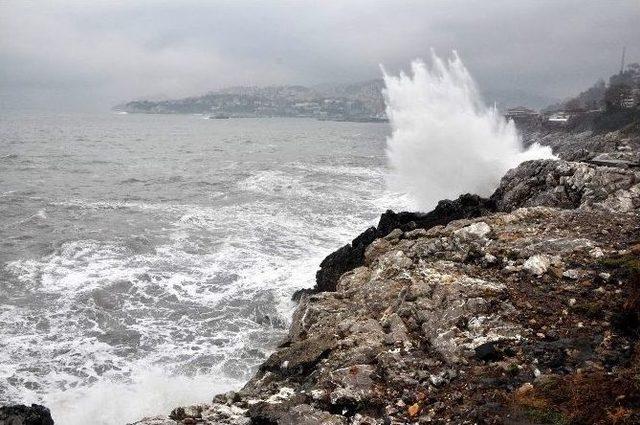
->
xmin=453 ymin=221 xmax=491 ymax=241
xmin=404 ymin=228 xmax=428 ymax=239
xmin=310 ymin=194 xmax=495 ymax=295
xmin=0 ymin=405 xmax=54 ymax=425
xmin=169 ymin=405 xmax=203 ymax=420
xmin=491 ymin=159 xmax=640 ymax=212
xmin=523 ymin=254 xmax=551 ymax=275
xmin=133 ymin=128 xmax=640 ymax=425
xmin=384 ymin=228 xmax=403 ymax=241
xmin=329 ymin=364 xmax=376 ymax=404
xmin=407 ymin=403 xmax=421 ymax=417
xmin=383 ymin=313 xmax=412 ymax=348
xmin=261 ymin=334 xmax=336 ymax=376
xmin=589 ymin=247 xmax=604 ymax=258
xmin=250 ymin=403 xmax=345 ymax=425
xmin=562 ymin=269 xmax=582 ymax=280
xmin=474 ymin=341 xmax=504 ymax=362
xmin=314 ymin=226 xmax=377 ymax=293
xmin=484 ymin=253 xmax=497 ymax=264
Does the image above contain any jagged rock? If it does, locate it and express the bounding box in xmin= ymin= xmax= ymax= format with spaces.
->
xmin=312 ymin=156 xmax=639 ymax=298
xmin=134 ymin=129 xmax=640 ymax=424
xmin=134 ymin=204 xmax=640 ymax=424
xmin=523 ymin=254 xmax=551 ymax=275
xmin=453 ymin=221 xmax=492 ymax=241
xmin=491 ymin=159 xmax=640 ymax=212
xmin=312 ymin=194 xmax=495 ymax=294
xmin=260 ymin=333 xmax=336 ymax=376
xmin=0 ymin=405 xmax=54 ymax=425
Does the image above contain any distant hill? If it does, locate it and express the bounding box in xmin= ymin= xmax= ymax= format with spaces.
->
xmin=482 ymin=89 xmax=560 ymax=111
xmin=114 ymin=78 xmax=561 ymax=121
xmin=544 ymin=62 xmax=640 ymax=112
xmin=113 ymin=80 xmax=387 ymax=122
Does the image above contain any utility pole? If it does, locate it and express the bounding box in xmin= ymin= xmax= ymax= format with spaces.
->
xmin=620 ymin=46 xmax=626 ymax=74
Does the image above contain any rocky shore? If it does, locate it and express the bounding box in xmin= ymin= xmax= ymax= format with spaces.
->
xmin=2 ymin=121 xmax=639 ymax=425
xmin=127 ymin=122 xmax=639 ymax=424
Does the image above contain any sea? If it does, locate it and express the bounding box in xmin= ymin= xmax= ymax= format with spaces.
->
xmin=0 ymin=112 xmax=404 ymax=424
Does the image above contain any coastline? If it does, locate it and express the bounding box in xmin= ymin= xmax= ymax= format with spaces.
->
xmin=129 ymin=125 xmax=640 ymax=424
xmin=3 ymin=121 xmax=640 ymax=424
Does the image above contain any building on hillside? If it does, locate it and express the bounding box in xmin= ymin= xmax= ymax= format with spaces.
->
xmin=504 ymin=107 xmax=541 ymax=127
xmin=546 ymin=112 xmax=571 ymax=125
xmin=504 ymin=107 xmax=539 ymax=119
xmin=620 ymin=88 xmax=640 ymax=108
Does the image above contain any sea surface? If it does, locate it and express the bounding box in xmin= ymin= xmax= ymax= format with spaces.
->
xmin=0 ymin=113 xmax=402 ymax=424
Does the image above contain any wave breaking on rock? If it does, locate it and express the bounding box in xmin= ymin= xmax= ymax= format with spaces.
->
xmin=382 ymin=52 xmax=554 ymax=210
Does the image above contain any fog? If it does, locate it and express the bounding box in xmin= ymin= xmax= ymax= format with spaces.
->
xmin=1 ymin=0 xmax=638 ymax=111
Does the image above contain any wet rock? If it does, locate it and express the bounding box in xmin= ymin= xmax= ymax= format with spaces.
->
xmin=311 ymin=194 xmax=495 ymax=294
xmin=261 ymin=333 xmax=336 ymax=376
xmin=0 ymin=404 xmax=54 ymax=425
xmin=491 ymin=159 xmax=640 ymax=212
xmin=314 ymin=227 xmax=377 ymax=293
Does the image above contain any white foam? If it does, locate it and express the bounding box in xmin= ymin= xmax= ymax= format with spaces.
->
xmin=382 ymin=52 xmax=555 ymax=210
xmin=43 ymin=366 xmax=241 ymax=425
xmin=2 ymin=145 xmax=391 ymax=423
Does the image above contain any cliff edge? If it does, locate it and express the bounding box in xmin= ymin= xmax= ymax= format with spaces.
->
xmin=132 ymin=128 xmax=640 ymax=424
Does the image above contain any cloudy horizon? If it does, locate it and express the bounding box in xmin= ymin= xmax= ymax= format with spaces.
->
xmin=1 ymin=0 xmax=638 ymax=111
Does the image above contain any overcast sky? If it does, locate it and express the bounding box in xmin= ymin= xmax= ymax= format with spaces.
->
xmin=1 ymin=0 xmax=638 ymax=111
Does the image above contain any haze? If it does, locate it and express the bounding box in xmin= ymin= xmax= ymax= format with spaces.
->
xmin=1 ymin=0 xmax=638 ymax=111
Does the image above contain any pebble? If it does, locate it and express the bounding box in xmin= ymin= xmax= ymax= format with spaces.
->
xmin=563 ymin=269 xmax=581 ymax=280
xmin=589 ymin=247 xmax=604 ymax=258
xmin=598 ymin=272 xmax=611 ymax=281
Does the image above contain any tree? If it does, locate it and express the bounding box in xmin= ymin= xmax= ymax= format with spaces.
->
xmin=604 ymin=83 xmax=630 ymax=111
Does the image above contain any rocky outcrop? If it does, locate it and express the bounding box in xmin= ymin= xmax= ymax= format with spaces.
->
xmin=134 ymin=204 xmax=640 ymax=424
xmin=519 ymin=125 xmax=640 ymax=163
xmin=0 ymin=404 xmax=54 ymax=425
xmin=128 ymin=128 xmax=640 ymax=424
xmin=310 ymin=194 xmax=495 ymax=295
xmin=310 ymin=157 xmax=639 ymax=299
xmin=491 ymin=159 xmax=640 ymax=212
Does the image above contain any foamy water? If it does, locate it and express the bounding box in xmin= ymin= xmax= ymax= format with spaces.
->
xmin=2 ymin=58 xmax=550 ymax=422
xmin=0 ymin=113 xmax=398 ymax=424
xmin=383 ymin=52 xmax=554 ymax=210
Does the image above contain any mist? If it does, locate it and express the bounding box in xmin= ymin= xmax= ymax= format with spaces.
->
xmin=383 ymin=52 xmax=554 ymax=210
xmin=1 ymin=0 xmax=639 ymax=111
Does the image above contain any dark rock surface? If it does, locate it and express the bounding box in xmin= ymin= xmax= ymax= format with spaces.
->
xmin=311 ymin=154 xmax=640 ymax=299
xmin=0 ymin=404 xmax=54 ymax=425
xmin=312 ymin=194 xmax=495 ymax=294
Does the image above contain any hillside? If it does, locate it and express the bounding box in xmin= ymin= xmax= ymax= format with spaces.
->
xmin=113 ymin=81 xmax=387 ymax=122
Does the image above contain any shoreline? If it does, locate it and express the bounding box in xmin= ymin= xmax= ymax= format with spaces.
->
xmin=3 ymin=121 xmax=640 ymax=424
xmin=128 ymin=125 xmax=640 ymax=424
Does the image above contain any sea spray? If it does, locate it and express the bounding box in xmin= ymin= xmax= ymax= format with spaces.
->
xmin=382 ymin=51 xmax=554 ymax=210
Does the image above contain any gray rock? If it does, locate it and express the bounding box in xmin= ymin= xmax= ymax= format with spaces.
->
xmin=0 ymin=405 xmax=54 ymax=425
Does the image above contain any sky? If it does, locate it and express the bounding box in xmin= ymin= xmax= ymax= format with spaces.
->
xmin=1 ymin=0 xmax=638 ymax=111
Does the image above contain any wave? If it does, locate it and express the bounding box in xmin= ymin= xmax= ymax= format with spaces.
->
xmin=382 ymin=52 xmax=554 ymax=210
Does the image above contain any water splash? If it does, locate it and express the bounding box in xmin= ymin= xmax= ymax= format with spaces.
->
xmin=382 ymin=51 xmax=554 ymax=210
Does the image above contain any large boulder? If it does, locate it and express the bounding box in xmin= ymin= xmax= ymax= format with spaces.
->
xmin=312 ymin=194 xmax=495 ymax=294
xmin=0 ymin=405 xmax=54 ymax=425
xmin=491 ymin=159 xmax=640 ymax=212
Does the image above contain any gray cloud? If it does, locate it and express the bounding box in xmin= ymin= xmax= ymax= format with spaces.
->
xmin=1 ymin=0 xmax=638 ymax=111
